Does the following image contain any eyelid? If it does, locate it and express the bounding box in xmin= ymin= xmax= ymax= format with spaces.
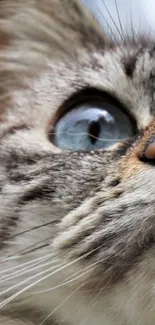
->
xmin=48 ymin=87 xmax=137 ymax=132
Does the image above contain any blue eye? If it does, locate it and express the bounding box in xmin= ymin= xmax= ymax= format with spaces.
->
xmin=51 ymin=95 xmax=135 ymax=151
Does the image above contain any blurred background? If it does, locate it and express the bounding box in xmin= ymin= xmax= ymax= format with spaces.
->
xmin=81 ymin=0 xmax=155 ymax=38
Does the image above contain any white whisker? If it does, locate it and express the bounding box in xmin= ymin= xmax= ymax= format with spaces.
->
xmin=91 ymin=280 xmax=112 ymax=308
xmin=0 ymin=243 xmax=107 ymax=309
xmin=79 ymin=276 xmax=114 ymax=325
xmin=39 ymin=283 xmax=84 ymax=325
xmin=0 ymin=258 xmax=59 ymax=284
xmin=31 ymin=257 xmax=106 ymax=294
xmin=0 ymin=252 xmax=54 ymax=276
xmin=114 ymin=0 xmax=124 ymax=39
xmin=97 ymin=7 xmax=117 ymax=41
xmin=31 ymin=265 xmax=97 ymax=294
xmin=50 ymin=130 xmax=130 ymax=143
xmin=101 ymin=0 xmax=123 ymax=40
xmin=0 ymin=246 xmax=54 ymax=263
xmin=0 ymin=256 xmax=21 ymax=263
xmin=0 ymin=262 xmax=63 ymax=299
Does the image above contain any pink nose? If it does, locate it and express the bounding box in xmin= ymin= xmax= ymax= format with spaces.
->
xmin=143 ymin=141 xmax=155 ymax=160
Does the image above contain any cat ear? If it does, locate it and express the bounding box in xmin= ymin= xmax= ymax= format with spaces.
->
xmin=35 ymin=0 xmax=110 ymax=52
xmin=0 ymin=0 xmax=111 ymax=101
xmin=0 ymin=0 xmax=111 ymax=60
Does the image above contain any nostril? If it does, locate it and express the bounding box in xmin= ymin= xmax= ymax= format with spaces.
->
xmin=140 ymin=140 xmax=155 ymax=164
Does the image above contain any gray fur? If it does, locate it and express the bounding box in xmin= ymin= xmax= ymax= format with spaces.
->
xmin=0 ymin=1 xmax=155 ymax=325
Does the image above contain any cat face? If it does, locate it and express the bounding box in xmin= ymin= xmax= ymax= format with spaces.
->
xmin=1 ymin=1 xmax=155 ymax=325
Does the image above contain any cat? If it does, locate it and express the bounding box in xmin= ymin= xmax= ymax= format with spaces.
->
xmin=0 ymin=0 xmax=155 ymax=324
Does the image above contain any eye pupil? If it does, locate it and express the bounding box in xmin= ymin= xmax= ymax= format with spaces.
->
xmin=88 ymin=120 xmax=101 ymax=144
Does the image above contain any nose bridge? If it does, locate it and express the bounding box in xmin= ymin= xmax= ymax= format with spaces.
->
xmin=120 ymin=120 xmax=155 ymax=179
